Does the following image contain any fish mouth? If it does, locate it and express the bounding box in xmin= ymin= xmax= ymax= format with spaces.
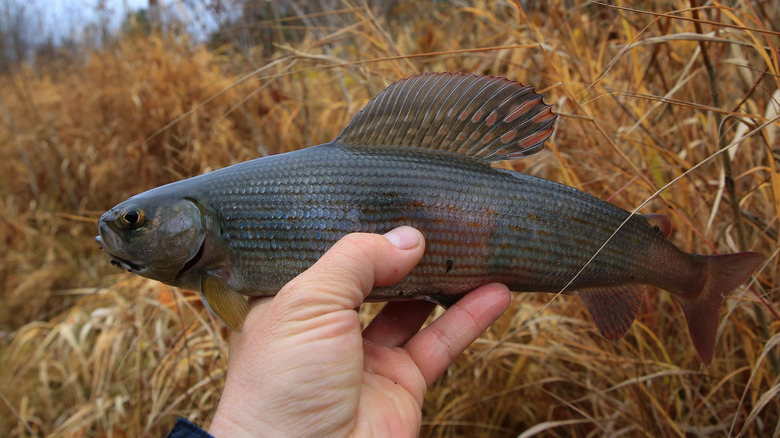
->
xmin=95 ymin=235 xmax=145 ymax=273
xmin=109 ymin=256 xmax=144 ymax=272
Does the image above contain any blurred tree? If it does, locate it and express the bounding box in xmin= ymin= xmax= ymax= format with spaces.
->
xmin=0 ymin=0 xmax=43 ymax=73
xmin=122 ymin=8 xmax=153 ymax=36
xmin=203 ymin=0 xmax=398 ymax=58
xmin=149 ymin=0 xmax=160 ymax=27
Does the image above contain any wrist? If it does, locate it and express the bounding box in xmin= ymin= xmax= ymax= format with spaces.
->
xmin=209 ymin=403 xmax=282 ymax=438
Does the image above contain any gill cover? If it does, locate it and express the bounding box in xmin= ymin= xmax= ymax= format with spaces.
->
xmin=96 ymin=198 xmax=206 ymax=285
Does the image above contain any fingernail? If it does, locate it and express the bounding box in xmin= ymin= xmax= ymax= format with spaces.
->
xmin=384 ymin=226 xmax=421 ymax=250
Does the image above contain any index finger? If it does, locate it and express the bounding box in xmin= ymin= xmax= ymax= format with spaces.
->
xmin=402 ymin=283 xmax=511 ymax=386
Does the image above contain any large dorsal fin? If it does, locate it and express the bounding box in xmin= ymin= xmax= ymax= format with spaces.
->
xmin=332 ymin=72 xmax=557 ymax=163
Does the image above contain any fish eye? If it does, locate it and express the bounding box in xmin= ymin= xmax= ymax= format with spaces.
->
xmin=120 ymin=207 xmax=146 ymax=229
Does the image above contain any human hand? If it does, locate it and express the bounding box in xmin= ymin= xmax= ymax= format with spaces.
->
xmin=208 ymin=226 xmax=511 ymax=437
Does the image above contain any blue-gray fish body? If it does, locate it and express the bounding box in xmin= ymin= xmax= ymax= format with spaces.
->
xmin=96 ymin=73 xmax=764 ymax=365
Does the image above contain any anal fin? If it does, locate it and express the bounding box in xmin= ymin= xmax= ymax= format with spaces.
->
xmin=201 ymin=273 xmax=250 ymax=332
xmin=578 ymin=285 xmax=645 ymax=341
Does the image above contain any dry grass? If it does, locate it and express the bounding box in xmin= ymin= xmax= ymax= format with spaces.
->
xmin=0 ymin=0 xmax=778 ymax=436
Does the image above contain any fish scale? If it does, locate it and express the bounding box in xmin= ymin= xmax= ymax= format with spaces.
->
xmin=96 ymin=72 xmax=765 ymax=365
xmin=199 ymin=143 xmax=669 ymax=301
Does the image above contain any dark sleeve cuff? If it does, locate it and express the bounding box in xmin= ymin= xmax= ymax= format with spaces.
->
xmin=165 ymin=417 xmax=215 ymax=438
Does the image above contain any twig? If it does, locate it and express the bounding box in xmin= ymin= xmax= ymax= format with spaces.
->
xmin=0 ymin=388 xmax=39 ymax=437
xmin=690 ymin=0 xmax=749 ymax=251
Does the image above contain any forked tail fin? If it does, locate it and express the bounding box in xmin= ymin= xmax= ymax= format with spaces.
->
xmin=678 ymin=252 xmax=765 ymax=366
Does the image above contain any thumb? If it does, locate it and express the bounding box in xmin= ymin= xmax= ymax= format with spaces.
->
xmin=268 ymin=226 xmax=425 ymax=322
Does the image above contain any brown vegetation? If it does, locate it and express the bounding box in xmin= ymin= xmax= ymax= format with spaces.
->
xmin=0 ymin=1 xmax=778 ymax=436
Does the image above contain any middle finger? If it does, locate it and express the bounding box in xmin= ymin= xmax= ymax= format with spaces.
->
xmin=362 ymin=300 xmax=437 ymax=347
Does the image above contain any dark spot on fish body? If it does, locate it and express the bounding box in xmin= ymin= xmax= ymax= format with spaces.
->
xmin=571 ymin=236 xmax=591 ymax=247
xmin=446 ymin=259 xmax=454 ymax=273
xmin=570 ymin=215 xmax=593 ymax=226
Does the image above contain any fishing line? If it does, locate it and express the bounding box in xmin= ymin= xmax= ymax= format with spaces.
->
xmin=539 ymin=114 xmax=780 ymax=315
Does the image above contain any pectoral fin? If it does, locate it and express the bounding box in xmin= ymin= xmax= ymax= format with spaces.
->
xmin=578 ymin=285 xmax=645 ymax=341
xmin=201 ymin=273 xmax=249 ymax=332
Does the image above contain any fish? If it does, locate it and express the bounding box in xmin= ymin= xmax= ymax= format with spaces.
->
xmin=96 ymin=72 xmax=765 ymax=366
